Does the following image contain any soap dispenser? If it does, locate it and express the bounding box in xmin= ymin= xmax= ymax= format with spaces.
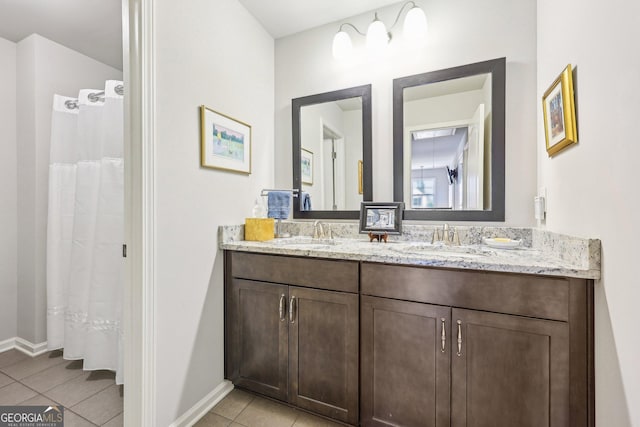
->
xmin=252 ymin=197 xmax=266 ymax=218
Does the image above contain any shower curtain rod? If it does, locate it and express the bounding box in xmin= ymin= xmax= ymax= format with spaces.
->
xmin=61 ymin=85 xmax=125 ymax=110
xmin=64 ymin=100 xmax=79 ymax=110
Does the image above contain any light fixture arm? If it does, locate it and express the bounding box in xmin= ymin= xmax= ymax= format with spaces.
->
xmin=338 ymin=22 xmax=366 ymax=36
xmin=389 ymin=1 xmax=418 ymax=30
xmin=332 ymin=0 xmax=426 ymax=60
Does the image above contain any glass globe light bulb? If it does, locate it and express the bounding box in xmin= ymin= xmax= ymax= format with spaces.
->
xmin=332 ymin=30 xmax=353 ymax=60
xmin=403 ymin=6 xmax=428 ymax=41
xmin=366 ymin=15 xmax=389 ymax=52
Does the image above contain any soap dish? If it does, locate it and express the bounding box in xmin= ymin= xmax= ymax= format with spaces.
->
xmin=483 ymin=237 xmax=521 ymax=249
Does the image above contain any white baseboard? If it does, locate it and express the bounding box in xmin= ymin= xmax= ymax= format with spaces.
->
xmin=0 ymin=337 xmax=49 ymax=357
xmin=0 ymin=337 xmax=15 ymax=353
xmin=169 ymin=380 xmax=234 ymax=427
xmin=15 ymin=338 xmax=49 ymax=356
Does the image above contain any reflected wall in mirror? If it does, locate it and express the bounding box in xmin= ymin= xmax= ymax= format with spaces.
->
xmin=393 ymin=58 xmax=505 ymax=221
xmin=293 ymin=85 xmax=372 ymax=219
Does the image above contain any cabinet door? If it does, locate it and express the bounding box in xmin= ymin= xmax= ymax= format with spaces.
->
xmin=227 ymin=278 xmax=289 ymax=401
xmin=361 ymin=295 xmax=451 ymax=427
xmin=288 ymin=286 xmax=359 ymax=425
xmin=451 ymin=308 xmax=569 ymax=427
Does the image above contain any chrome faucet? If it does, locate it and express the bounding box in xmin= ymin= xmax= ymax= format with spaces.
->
xmin=313 ymin=221 xmax=332 ymax=240
xmin=432 ymin=224 xmax=460 ymax=245
xmin=313 ymin=221 xmax=325 ymax=239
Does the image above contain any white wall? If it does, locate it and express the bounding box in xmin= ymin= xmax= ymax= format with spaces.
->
xmin=537 ymin=0 xmax=640 ymax=425
xmin=153 ymin=0 xmax=274 ymax=424
xmin=16 ymin=34 xmax=122 ymax=344
xmin=0 ymin=37 xmax=17 ymax=342
xmin=275 ymin=0 xmax=537 ymax=225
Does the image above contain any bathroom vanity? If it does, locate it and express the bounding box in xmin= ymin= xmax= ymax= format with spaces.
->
xmin=221 ymin=225 xmax=598 ymax=427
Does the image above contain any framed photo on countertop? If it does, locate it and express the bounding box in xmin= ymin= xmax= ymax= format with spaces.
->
xmin=359 ymin=202 xmax=404 ymax=235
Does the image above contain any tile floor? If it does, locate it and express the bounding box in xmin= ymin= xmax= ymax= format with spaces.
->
xmin=195 ymin=389 xmax=344 ymax=427
xmin=0 ymin=349 xmax=123 ymax=426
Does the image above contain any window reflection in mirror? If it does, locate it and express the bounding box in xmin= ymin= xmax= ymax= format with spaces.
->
xmin=404 ymin=73 xmax=491 ymax=211
xmin=300 ymin=97 xmax=363 ymax=211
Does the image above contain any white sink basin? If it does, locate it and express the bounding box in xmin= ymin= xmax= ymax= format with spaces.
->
xmin=389 ymin=242 xmax=495 ymax=258
xmin=271 ymin=237 xmax=339 ymax=247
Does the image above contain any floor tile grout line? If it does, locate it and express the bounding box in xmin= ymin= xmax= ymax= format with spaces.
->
xmin=234 ymin=395 xmax=301 ymax=427
xmin=68 ymin=381 xmax=119 ymax=411
xmin=0 ymin=381 xmax=52 ymax=406
xmin=14 ymin=381 xmax=62 ymax=405
xmin=19 ymin=365 xmax=87 ymax=394
xmin=0 ymin=381 xmax=17 ymax=392
xmin=0 ymin=356 xmax=69 ymax=382
xmin=0 ymin=351 xmax=31 ymax=370
xmin=0 ymin=350 xmax=121 ymax=425
xmin=67 ymin=408 xmax=100 ymax=426
xmin=101 ymin=410 xmax=123 ymax=426
xmin=231 ymin=395 xmax=255 ymax=422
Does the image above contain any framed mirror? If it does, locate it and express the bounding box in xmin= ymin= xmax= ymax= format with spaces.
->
xmin=292 ymin=84 xmax=373 ymax=219
xmin=393 ymin=58 xmax=505 ymax=221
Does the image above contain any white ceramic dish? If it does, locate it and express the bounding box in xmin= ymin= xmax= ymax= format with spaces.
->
xmin=483 ymin=237 xmax=522 ymax=249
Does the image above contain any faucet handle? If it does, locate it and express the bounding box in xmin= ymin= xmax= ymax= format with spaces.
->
xmin=432 ymin=228 xmax=441 ymax=244
xmin=312 ymin=220 xmax=325 ymax=239
xmin=452 ymin=228 xmax=460 ymax=246
xmin=443 ymin=224 xmax=451 ymax=243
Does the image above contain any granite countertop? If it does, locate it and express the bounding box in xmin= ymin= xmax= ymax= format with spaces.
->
xmin=219 ymin=223 xmax=601 ymax=280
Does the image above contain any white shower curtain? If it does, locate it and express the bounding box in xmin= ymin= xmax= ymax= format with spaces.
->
xmin=46 ymin=81 xmax=124 ymax=385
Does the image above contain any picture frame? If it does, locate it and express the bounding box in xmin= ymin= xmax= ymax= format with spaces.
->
xmin=359 ymin=202 xmax=404 ymax=235
xmin=358 ymin=160 xmax=363 ymax=195
xmin=301 ymin=148 xmax=314 ymax=185
xmin=200 ymin=105 xmax=252 ymax=174
xmin=542 ymin=65 xmax=577 ymax=157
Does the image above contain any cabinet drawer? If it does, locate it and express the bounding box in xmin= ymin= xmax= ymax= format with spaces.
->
xmin=229 ymin=251 xmax=359 ymax=293
xmin=361 ymin=262 xmax=569 ymax=321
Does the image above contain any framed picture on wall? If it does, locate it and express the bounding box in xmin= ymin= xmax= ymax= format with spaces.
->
xmin=200 ymin=105 xmax=252 ymax=174
xmin=301 ymin=148 xmax=314 ymax=185
xmin=542 ymin=65 xmax=578 ymax=157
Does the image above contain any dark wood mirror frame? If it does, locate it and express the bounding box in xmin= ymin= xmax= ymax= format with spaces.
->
xmin=292 ymin=84 xmax=373 ymax=219
xmin=393 ymin=57 xmax=506 ymax=221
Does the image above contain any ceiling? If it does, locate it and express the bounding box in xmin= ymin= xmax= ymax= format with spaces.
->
xmin=412 ymin=128 xmax=468 ymax=169
xmin=0 ymin=0 xmax=402 ymax=71
xmin=0 ymin=0 xmax=123 ymax=70
xmin=238 ymin=0 xmax=405 ymax=38
xmin=404 ymin=74 xmax=490 ymax=102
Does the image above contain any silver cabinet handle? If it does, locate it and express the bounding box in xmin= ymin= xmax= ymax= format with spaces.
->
xmin=441 ymin=318 xmax=446 ymax=353
xmin=289 ymin=296 xmax=296 ymax=323
xmin=279 ymin=294 xmax=286 ymax=321
xmin=456 ymin=320 xmax=463 ymax=357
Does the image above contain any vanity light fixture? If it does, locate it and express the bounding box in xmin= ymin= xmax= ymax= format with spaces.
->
xmin=332 ymin=1 xmax=427 ymax=60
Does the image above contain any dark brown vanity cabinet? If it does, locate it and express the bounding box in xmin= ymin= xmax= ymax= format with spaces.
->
xmin=361 ymin=262 xmax=593 ymax=427
xmin=225 ymin=252 xmax=594 ymax=427
xmin=450 ymin=308 xmax=569 ymax=427
xmin=360 ymin=296 xmax=451 ymax=427
xmin=225 ymin=252 xmax=359 ymax=425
